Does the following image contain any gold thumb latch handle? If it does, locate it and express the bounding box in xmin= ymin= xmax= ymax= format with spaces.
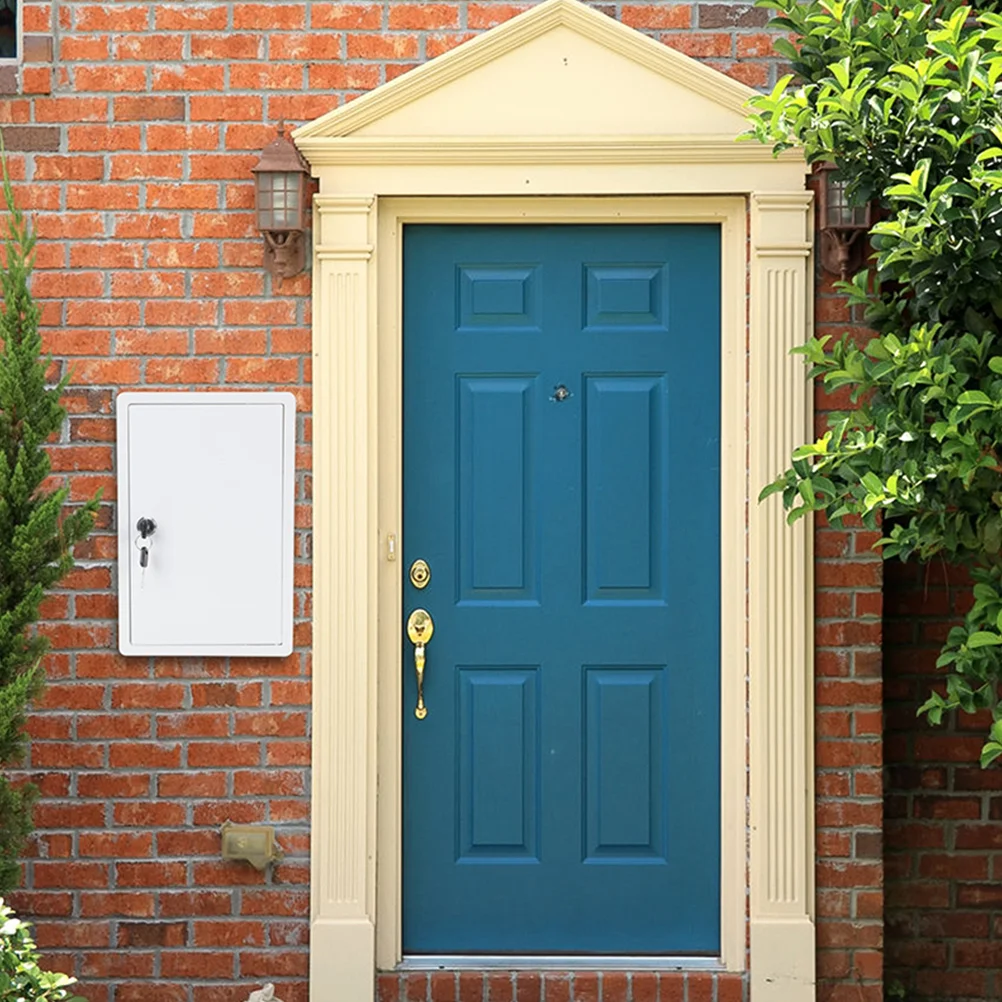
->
xmin=413 ymin=642 xmax=428 ymax=720
xmin=407 ymin=609 xmax=434 ymax=720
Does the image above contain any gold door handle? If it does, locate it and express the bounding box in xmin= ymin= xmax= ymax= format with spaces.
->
xmin=407 ymin=609 xmax=434 ymax=720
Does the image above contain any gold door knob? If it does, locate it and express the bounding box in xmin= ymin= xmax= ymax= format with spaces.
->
xmin=407 ymin=609 xmax=434 ymax=720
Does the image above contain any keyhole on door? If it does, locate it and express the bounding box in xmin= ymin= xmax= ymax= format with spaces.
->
xmin=410 ymin=559 xmax=431 ymax=589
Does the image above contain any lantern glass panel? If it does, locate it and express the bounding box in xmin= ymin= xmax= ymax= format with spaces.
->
xmin=256 ymin=172 xmax=302 ymax=231
xmin=825 ymin=174 xmax=868 ymax=228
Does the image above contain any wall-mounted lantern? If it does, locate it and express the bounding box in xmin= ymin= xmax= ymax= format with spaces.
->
xmin=252 ymin=124 xmax=311 ymax=280
xmin=816 ymin=162 xmax=872 ymax=279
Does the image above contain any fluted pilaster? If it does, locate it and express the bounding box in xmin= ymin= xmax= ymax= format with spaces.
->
xmin=749 ymin=191 xmax=816 ymax=1002
xmin=310 ymin=195 xmax=378 ymax=1001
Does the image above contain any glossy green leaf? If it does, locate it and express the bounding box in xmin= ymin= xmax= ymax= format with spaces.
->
xmin=981 ymin=742 xmax=1002 ymax=768
xmin=966 ymin=631 xmax=1002 ymax=649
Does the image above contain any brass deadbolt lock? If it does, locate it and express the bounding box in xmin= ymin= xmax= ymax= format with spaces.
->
xmin=409 ymin=558 xmax=431 ymax=589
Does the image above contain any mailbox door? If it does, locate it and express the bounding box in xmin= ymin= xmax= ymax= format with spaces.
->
xmin=117 ymin=392 xmax=295 ymax=657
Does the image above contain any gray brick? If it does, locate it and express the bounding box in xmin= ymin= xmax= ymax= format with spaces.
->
xmin=0 ymin=125 xmax=60 ymax=151
xmin=699 ymin=3 xmax=771 ymax=28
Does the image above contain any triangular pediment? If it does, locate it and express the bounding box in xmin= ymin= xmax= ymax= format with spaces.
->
xmin=294 ymin=0 xmax=758 ymax=150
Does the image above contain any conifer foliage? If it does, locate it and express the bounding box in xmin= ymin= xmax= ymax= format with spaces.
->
xmin=0 ymin=162 xmax=97 ymax=893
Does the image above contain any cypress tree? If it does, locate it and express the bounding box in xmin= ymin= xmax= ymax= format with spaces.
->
xmin=0 ymin=157 xmax=98 ymax=892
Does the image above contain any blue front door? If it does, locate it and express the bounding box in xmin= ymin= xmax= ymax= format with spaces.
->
xmin=402 ymin=224 xmax=721 ymax=955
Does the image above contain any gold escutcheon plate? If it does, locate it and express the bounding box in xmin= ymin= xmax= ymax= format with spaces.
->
xmin=407 ymin=608 xmax=434 ymax=644
xmin=409 ymin=558 xmax=431 ymax=589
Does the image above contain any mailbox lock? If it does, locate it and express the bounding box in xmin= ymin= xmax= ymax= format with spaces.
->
xmin=136 ymin=517 xmax=157 ymax=538
xmin=136 ymin=517 xmax=157 ymax=570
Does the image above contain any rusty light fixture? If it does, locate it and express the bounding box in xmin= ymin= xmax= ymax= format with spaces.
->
xmin=816 ymin=162 xmax=872 ymax=279
xmin=252 ymin=124 xmax=311 ymax=280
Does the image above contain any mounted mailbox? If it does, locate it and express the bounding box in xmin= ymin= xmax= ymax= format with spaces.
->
xmin=116 ymin=391 xmax=296 ymax=657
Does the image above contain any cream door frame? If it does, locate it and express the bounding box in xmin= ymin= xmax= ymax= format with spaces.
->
xmin=307 ymin=189 xmax=814 ymax=1002
xmin=296 ymin=3 xmax=816 ymax=1000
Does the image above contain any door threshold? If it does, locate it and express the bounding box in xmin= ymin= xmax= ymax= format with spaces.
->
xmin=399 ymin=956 xmax=725 ymax=971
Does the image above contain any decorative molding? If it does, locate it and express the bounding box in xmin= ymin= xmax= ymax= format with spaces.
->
xmin=314 ymin=249 xmax=376 ymax=261
xmin=292 ymin=0 xmax=755 ymax=143
xmin=295 ymin=136 xmax=803 ymax=168
xmin=748 ymin=191 xmax=816 ymax=1002
xmin=310 ymin=195 xmax=379 ymax=1000
xmin=299 ymin=3 xmax=814 ymax=999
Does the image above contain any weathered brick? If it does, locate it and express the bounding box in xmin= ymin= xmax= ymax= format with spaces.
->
xmin=312 ymin=4 xmax=383 ymax=29
xmin=347 ymin=33 xmax=420 ymax=58
xmin=622 ymin=4 xmax=692 ymax=29
xmin=113 ymin=96 xmax=186 ymax=122
xmin=154 ymin=5 xmax=229 ymax=30
xmin=233 ymin=3 xmax=306 ymax=29
xmin=700 ymin=2 xmax=769 ymax=27
xmin=389 ymin=3 xmax=459 ymax=28
xmin=0 ymin=125 xmax=59 ymax=150
xmin=23 ymin=34 xmax=54 ymax=62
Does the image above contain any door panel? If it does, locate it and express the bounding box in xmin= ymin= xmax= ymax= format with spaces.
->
xmin=403 ymin=224 xmax=721 ymax=955
xmin=584 ymin=375 xmax=667 ymax=602
xmin=457 ymin=376 xmax=539 ymax=603
xmin=457 ymin=666 xmax=539 ymax=861
xmin=584 ymin=666 xmax=667 ymax=862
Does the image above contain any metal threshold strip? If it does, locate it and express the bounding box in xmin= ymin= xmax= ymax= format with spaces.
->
xmin=399 ymin=956 xmax=725 ymax=971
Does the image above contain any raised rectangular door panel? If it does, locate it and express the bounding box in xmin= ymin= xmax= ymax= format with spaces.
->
xmin=402 ymin=225 xmax=720 ymax=955
xmin=116 ymin=391 xmax=296 ymax=657
xmin=584 ymin=375 xmax=668 ymax=602
xmin=457 ymin=377 xmax=539 ymax=603
xmin=584 ymin=666 xmax=668 ymax=861
xmin=457 ymin=667 xmax=539 ymax=860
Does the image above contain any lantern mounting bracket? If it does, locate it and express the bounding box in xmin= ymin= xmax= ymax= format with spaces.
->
xmin=819 ymin=227 xmax=864 ymax=281
xmin=262 ymin=229 xmax=306 ymax=282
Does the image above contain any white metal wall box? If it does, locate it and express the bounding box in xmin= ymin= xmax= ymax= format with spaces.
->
xmin=116 ymin=391 xmax=296 ymax=657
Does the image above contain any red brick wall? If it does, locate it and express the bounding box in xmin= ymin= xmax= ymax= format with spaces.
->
xmin=377 ymin=970 xmax=746 ymax=1002
xmin=884 ymin=559 xmax=1002 ymax=1002
xmin=812 ymin=250 xmax=885 ymax=1002
xmin=0 ymin=3 xmax=884 ymax=1001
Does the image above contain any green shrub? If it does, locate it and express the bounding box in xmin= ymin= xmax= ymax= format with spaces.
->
xmin=0 ymin=898 xmax=84 ymax=1001
xmin=748 ymin=0 xmax=1002 ymax=764
xmin=0 ymin=156 xmax=98 ymax=891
